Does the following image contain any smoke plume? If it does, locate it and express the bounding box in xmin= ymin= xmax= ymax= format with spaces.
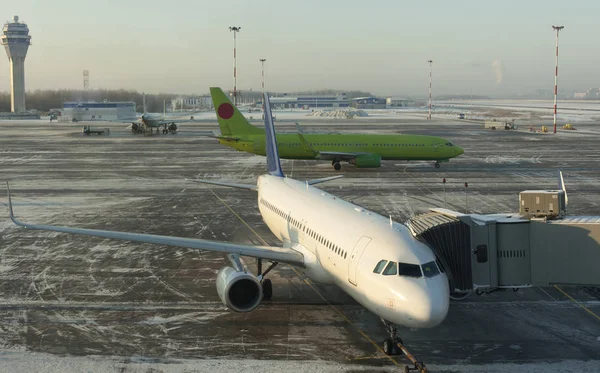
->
xmin=491 ymin=59 xmax=505 ymax=84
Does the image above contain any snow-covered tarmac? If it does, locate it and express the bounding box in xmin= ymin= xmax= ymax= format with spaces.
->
xmin=0 ymin=109 xmax=599 ymax=372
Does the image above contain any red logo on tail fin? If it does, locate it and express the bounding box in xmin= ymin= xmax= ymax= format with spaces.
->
xmin=218 ymin=103 xmax=234 ymax=119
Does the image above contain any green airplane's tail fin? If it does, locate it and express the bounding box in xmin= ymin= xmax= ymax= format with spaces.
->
xmin=210 ymin=87 xmax=264 ymax=136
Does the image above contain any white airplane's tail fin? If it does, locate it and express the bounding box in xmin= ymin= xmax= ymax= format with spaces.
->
xmin=142 ymin=93 xmax=147 ymax=114
xmin=263 ymin=92 xmax=284 ymax=177
xmin=558 ymin=170 xmax=568 ymax=207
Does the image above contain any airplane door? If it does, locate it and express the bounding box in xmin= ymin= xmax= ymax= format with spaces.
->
xmin=348 ymin=236 xmax=371 ymax=286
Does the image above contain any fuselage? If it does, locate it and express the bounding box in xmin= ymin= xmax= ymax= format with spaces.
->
xmin=220 ymin=133 xmax=463 ymax=162
xmin=256 ymin=174 xmax=450 ymax=328
xmin=140 ymin=114 xmax=166 ymax=128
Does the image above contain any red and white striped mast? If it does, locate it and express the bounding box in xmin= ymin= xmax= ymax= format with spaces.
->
xmin=427 ymin=60 xmax=433 ymax=120
xmin=552 ymin=25 xmax=564 ymax=134
xmin=229 ymin=26 xmax=241 ymax=105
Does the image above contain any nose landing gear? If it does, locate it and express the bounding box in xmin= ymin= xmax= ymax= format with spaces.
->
xmin=381 ymin=319 xmax=428 ymax=372
xmin=381 ymin=319 xmax=403 ymax=355
xmin=434 ymin=161 xmax=440 ymax=169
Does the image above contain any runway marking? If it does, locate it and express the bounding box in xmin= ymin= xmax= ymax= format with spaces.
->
xmin=210 ymin=189 xmax=404 ymax=368
xmin=554 ymin=285 xmax=600 ymax=323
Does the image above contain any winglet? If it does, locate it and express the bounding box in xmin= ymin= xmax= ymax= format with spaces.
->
xmin=263 ymin=93 xmax=284 ymax=177
xmin=6 ymin=181 xmax=15 ymax=222
xmin=558 ymin=170 xmax=568 ymax=206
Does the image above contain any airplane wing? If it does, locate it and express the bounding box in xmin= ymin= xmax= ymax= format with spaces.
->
xmin=295 ymin=131 xmax=367 ymax=162
xmin=185 ymin=178 xmax=257 ymax=191
xmin=185 ymin=175 xmax=342 ymax=190
xmin=152 ymin=119 xmax=198 ymax=125
xmin=5 ymin=183 xmax=303 ymax=267
xmin=307 ymin=175 xmax=344 ymax=185
xmin=208 ymin=135 xmax=241 ymax=142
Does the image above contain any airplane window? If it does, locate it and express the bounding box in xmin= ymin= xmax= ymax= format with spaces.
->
xmin=373 ymin=260 xmax=387 ymax=274
xmin=435 ymin=259 xmax=444 ymax=272
xmin=382 ymin=261 xmax=398 ymax=276
xmin=398 ymin=262 xmax=422 ymax=278
xmin=421 ymin=261 xmax=440 ymax=278
xmin=344 ymin=252 xmax=347 ymax=259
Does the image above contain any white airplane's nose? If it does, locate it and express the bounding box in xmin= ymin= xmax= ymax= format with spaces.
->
xmin=409 ymin=275 xmax=450 ymax=328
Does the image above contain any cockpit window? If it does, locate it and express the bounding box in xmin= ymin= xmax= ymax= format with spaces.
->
xmin=421 ymin=261 xmax=440 ymax=278
xmin=373 ymin=260 xmax=387 ymax=274
xmin=382 ymin=261 xmax=398 ymax=276
xmin=445 ymin=142 xmax=453 ymax=146
xmin=398 ymin=262 xmax=422 ymax=278
xmin=435 ymin=259 xmax=445 ymax=273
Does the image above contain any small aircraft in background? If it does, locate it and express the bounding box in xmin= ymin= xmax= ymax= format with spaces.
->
xmin=128 ymin=94 xmax=197 ymax=135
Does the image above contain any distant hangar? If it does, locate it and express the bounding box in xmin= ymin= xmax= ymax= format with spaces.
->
xmin=61 ymin=101 xmax=136 ymax=121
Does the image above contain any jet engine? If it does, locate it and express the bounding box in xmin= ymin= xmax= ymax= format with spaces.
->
xmin=350 ymin=154 xmax=382 ymax=168
xmin=216 ymin=266 xmax=263 ymax=312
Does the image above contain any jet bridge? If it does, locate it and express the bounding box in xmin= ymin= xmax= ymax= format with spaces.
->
xmin=407 ymin=209 xmax=600 ymax=295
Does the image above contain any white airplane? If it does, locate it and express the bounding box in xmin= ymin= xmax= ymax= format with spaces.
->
xmin=6 ymin=92 xmax=450 ymax=356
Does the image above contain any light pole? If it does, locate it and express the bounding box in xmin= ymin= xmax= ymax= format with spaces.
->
xmin=427 ymin=60 xmax=433 ymax=120
xmin=229 ymin=26 xmax=241 ymax=105
xmin=552 ymin=25 xmax=564 ymax=134
xmin=259 ymin=58 xmax=266 ymax=109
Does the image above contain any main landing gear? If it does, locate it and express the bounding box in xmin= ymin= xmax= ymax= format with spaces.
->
xmin=332 ymin=160 xmax=342 ymax=171
xmin=257 ymin=258 xmax=278 ymax=300
xmin=162 ymin=123 xmax=177 ymax=134
xmin=381 ymin=319 xmax=403 ymax=355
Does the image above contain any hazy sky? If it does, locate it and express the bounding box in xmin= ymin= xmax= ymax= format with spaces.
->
xmin=1 ymin=0 xmax=599 ymax=97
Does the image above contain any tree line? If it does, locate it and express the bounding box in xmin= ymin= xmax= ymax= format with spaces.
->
xmin=0 ymin=89 xmax=179 ymax=113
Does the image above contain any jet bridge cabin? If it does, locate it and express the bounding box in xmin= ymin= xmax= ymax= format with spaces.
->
xmin=407 ymin=209 xmax=600 ymax=295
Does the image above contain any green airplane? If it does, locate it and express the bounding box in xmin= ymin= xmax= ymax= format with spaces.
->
xmin=209 ymin=87 xmax=463 ymax=170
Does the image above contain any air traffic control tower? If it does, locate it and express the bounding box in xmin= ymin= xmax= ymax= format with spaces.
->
xmin=1 ymin=16 xmax=31 ymax=113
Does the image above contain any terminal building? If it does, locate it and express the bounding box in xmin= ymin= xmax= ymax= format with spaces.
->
xmin=386 ymin=97 xmax=414 ymax=107
xmin=171 ymin=96 xmax=212 ymax=111
xmin=269 ymin=94 xmax=349 ymax=109
xmin=350 ymin=97 xmax=387 ymax=109
xmin=61 ymin=102 xmax=136 ymax=122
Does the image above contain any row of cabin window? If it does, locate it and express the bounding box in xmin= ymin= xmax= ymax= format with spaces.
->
xmin=260 ymin=198 xmax=347 ymax=260
xmin=305 ymin=226 xmax=347 ymax=259
xmin=277 ymin=143 xmax=428 ymax=148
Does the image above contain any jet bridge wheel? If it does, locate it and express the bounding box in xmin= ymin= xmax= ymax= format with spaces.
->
xmin=333 ymin=162 xmax=341 ymax=171
xmin=261 ymin=279 xmax=273 ymax=300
